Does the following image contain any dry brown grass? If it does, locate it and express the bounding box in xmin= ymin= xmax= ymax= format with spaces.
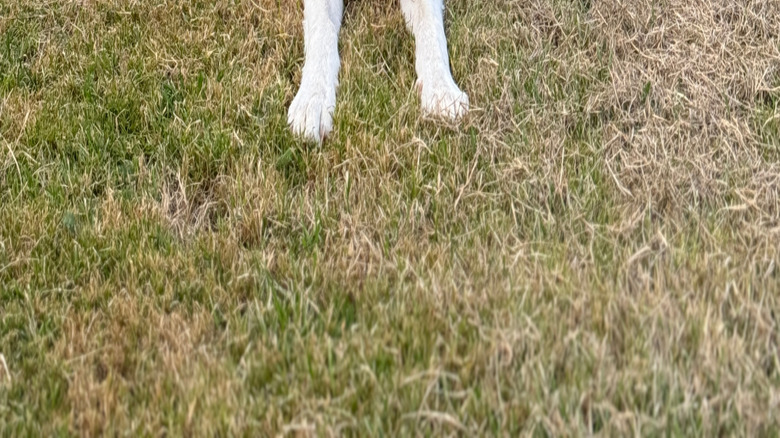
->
xmin=592 ymin=0 xmax=780 ymax=210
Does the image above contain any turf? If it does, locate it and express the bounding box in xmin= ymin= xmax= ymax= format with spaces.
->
xmin=1 ymin=0 xmax=779 ymax=435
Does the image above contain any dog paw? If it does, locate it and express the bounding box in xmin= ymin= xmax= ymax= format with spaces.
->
xmin=417 ymin=75 xmax=469 ymax=121
xmin=288 ymin=83 xmax=336 ymax=143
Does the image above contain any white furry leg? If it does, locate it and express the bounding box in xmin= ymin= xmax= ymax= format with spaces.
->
xmin=400 ymin=0 xmax=468 ymax=120
xmin=288 ymin=0 xmax=344 ymax=143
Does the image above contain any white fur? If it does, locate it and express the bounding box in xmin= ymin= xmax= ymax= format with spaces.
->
xmin=288 ymin=0 xmax=469 ymax=143
xmin=287 ymin=0 xmax=343 ymax=143
xmin=400 ymin=0 xmax=469 ymax=121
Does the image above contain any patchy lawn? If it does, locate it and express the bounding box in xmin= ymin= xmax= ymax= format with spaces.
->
xmin=1 ymin=0 xmax=779 ymax=435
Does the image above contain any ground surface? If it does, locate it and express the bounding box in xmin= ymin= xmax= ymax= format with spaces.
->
xmin=1 ymin=0 xmax=779 ymax=435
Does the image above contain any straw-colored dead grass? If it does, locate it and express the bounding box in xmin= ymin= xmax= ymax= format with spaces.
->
xmin=592 ymin=0 xmax=780 ymax=211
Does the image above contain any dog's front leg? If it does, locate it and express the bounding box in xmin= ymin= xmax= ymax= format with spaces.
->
xmin=288 ymin=0 xmax=344 ymax=143
xmin=400 ymin=0 xmax=468 ymax=120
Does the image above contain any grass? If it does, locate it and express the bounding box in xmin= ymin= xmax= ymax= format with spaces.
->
xmin=1 ymin=0 xmax=779 ymax=435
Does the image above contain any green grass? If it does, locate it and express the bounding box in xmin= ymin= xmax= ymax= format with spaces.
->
xmin=1 ymin=0 xmax=779 ymax=435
